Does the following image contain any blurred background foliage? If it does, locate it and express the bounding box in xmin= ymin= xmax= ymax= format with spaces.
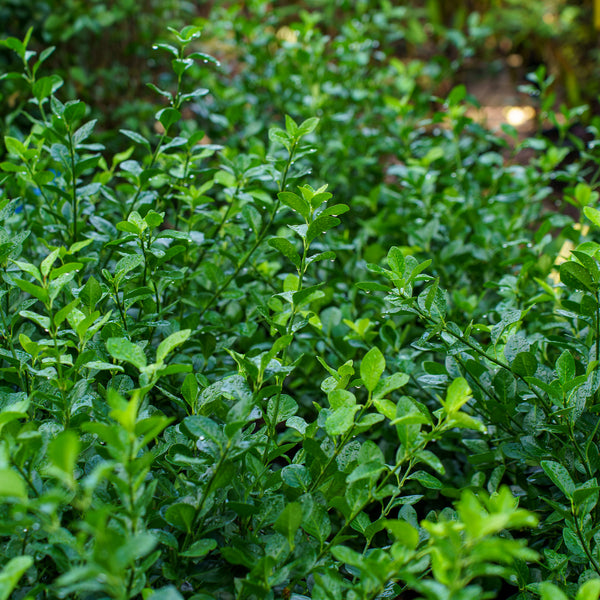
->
xmin=1 ymin=0 xmax=599 ymax=138
xmin=0 ymin=0 xmax=600 ymax=128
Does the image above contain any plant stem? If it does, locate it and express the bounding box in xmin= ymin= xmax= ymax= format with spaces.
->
xmin=572 ymin=510 xmax=600 ymax=576
xmin=197 ymin=141 xmax=297 ymax=318
xmin=68 ymin=131 xmax=78 ymax=244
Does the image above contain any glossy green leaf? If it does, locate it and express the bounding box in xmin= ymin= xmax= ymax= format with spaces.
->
xmin=278 ymin=191 xmax=310 ymax=221
xmin=156 ymin=107 xmax=181 ymax=131
xmin=556 ymin=350 xmax=575 ymax=385
xmin=156 ymin=329 xmax=190 ymax=364
xmin=360 ymin=346 xmax=385 ymax=393
xmin=106 ymin=337 xmax=147 ymax=369
xmin=347 ymin=461 xmax=385 ymax=483
xmin=584 ymin=206 xmax=600 ymax=228
xmin=541 ymin=460 xmax=575 ymax=499
xmin=179 ymin=539 xmax=217 ymax=559
xmin=387 ymin=246 xmax=404 ymax=273
xmin=510 ymin=351 xmax=538 ymax=377
xmin=164 ymin=503 xmax=196 ymax=533
xmin=274 ymin=502 xmax=302 ymax=550
xmin=281 ymin=464 xmax=311 ymax=489
xmin=268 ymin=237 xmax=301 ymax=269
xmin=443 ymin=377 xmax=471 ymax=413
xmin=560 ymin=261 xmax=594 ymax=291
xmin=306 ymin=215 xmax=340 ymax=245
xmin=325 ymin=405 xmax=360 ymax=436
xmin=409 ymin=470 xmax=443 ymax=489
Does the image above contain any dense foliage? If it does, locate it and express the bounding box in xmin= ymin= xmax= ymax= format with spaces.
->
xmin=2 ymin=3 xmax=600 ymax=600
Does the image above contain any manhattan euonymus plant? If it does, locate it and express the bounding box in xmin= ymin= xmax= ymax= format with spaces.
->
xmin=2 ymin=14 xmax=600 ymax=600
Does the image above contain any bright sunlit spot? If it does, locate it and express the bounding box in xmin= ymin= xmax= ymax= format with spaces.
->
xmin=505 ymin=105 xmax=536 ymax=126
xmin=276 ymin=26 xmax=298 ymax=43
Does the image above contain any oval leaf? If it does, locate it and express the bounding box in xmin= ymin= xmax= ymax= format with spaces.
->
xmin=541 ymin=460 xmax=575 ymax=499
xmin=361 ymin=346 xmax=385 ymax=393
xmin=106 ymin=337 xmax=147 ymax=369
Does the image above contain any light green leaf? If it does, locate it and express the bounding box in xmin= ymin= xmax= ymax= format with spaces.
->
xmin=445 ymin=412 xmax=486 ymax=432
xmin=347 ymin=461 xmax=386 ymax=483
xmin=83 ymin=361 xmax=124 ymax=372
xmin=19 ymin=310 xmax=51 ymax=330
xmin=384 ymin=520 xmax=419 ymax=550
xmin=274 ymin=502 xmax=302 ymax=550
xmin=540 ymin=582 xmax=569 ymax=600
xmin=285 ymin=114 xmax=299 ymax=136
xmin=106 ymin=337 xmax=147 ymax=369
xmin=4 ymin=136 xmax=25 ymax=157
xmin=48 ymin=430 xmax=80 ymax=479
xmin=182 ymin=373 xmax=198 ymax=408
xmin=361 ymin=346 xmax=385 ymax=393
xmin=584 ymin=206 xmax=600 ymax=228
xmin=120 ymin=128 xmax=151 ymax=150
xmin=373 ymin=372 xmax=409 ymax=399
xmin=13 ymin=278 xmax=48 ymax=303
xmin=325 ymin=405 xmax=360 ymax=436
xmin=0 ymin=556 xmax=34 ymax=600
xmin=576 ymin=579 xmax=600 ymax=600
xmin=331 ymin=545 xmax=362 ymax=566
xmin=145 ymin=587 xmax=184 ymax=600
xmin=0 ymin=469 xmax=26 ymax=499
xmin=409 ymin=470 xmax=443 ymax=489
xmin=40 ymin=248 xmax=60 ymax=278
xmin=556 ymin=350 xmax=575 ymax=385
xmin=328 ymin=389 xmax=356 ymax=410
xmin=373 ymin=398 xmax=396 ymax=420
xmin=297 ymin=116 xmax=319 ymax=136
xmin=387 ymin=246 xmax=404 ymax=273
xmin=156 ymin=329 xmax=191 ymax=364
xmin=444 ymin=377 xmax=471 ymax=413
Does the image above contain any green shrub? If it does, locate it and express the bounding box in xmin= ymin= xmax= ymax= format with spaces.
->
xmin=1 ymin=12 xmax=600 ymax=600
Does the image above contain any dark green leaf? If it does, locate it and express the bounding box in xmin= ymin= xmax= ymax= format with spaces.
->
xmin=541 ymin=460 xmax=575 ymax=499
xmin=278 ymin=191 xmax=310 ymax=221
xmin=511 ymin=352 xmax=538 ymax=377
xmin=268 ymin=237 xmax=301 ymax=269
xmin=164 ymin=503 xmax=196 ymax=533
xmin=560 ymin=261 xmax=594 ymax=291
